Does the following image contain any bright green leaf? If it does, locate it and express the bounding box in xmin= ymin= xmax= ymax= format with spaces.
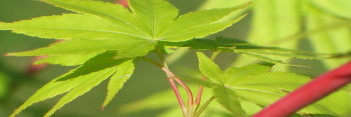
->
xmin=197 ymin=52 xmax=224 ymax=83
xmin=300 ymin=91 xmax=351 ymax=116
xmin=102 ymin=60 xmax=135 ymax=108
xmin=225 ymin=69 xmax=309 ymax=107
xmin=224 ymin=64 xmax=271 ymax=83
xmin=226 ymin=69 xmax=351 ymax=115
xmin=129 ymin=0 xmax=179 ymax=37
xmin=10 ymin=51 xmax=131 ymax=117
xmin=0 ymin=14 xmax=146 ymax=40
xmin=44 ymin=65 xmax=118 ymax=117
xmin=177 ymin=76 xmax=218 ymax=88
xmin=213 ymin=86 xmax=246 ymax=117
xmin=8 ymin=38 xmax=155 ymax=59
xmin=159 ymin=3 xmax=249 ymax=41
xmin=228 ymin=72 xmax=310 ymax=93
xmin=39 ymin=0 xmax=149 ymax=37
xmin=37 ymin=0 xmax=248 ymax=42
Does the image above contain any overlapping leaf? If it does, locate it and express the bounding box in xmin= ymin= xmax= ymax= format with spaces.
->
xmin=0 ymin=0 xmax=252 ymax=116
xmin=10 ymin=52 xmax=135 ymax=117
xmin=213 ymin=86 xmax=246 ymax=116
xmin=197 ymin=52 xmax=224 ymax=83
xmin=196 ymin=53 xmax=351 ymax=116
xmin=0 ymin=0 xmax=248 ymax=43
xmin=0 ymin=0 xmax=250 ymax=68
xmin=167 ymin=37 xmax=331 ymax=65
xmin=102 ymin=60 xmax=135 ymax=108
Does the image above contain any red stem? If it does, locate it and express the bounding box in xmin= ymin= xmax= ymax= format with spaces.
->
xmin=168 ymin=78 xmax=187 ymax=116
xmin=174 ymin=78 xmax=194 ymax=105
xmin=195 ymin=52 xmax=217 ymax=105
xmin=253 ymin=61 xmax=351 ymax=117
xmin=195 ymin=76 xmax=206 ymax=105
xmin=162 ymin=67 xmax=194 ymax=105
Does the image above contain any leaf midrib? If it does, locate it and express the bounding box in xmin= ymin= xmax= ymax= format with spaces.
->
xmin=15 ymin=27 xmax=150 ymax=40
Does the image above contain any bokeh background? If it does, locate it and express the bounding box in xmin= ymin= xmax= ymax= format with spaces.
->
xmin=0 ymin=0 xmax=350 ymax=116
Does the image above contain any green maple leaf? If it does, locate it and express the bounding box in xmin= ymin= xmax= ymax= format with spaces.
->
xmin=0 ymin=0 xmax=250 ymax=116
xmin=196 ymin=52 xmax=351 ymax=116
xmin=1 ymin=0 xmax=249 ymax=58
xmin=10 ymin=51 xmax=134 ymax=117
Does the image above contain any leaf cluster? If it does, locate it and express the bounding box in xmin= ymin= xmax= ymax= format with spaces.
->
xmin=0 ymin=0 xmax=349 ymax=117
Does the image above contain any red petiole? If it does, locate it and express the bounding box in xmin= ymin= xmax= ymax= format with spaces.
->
xmin=254 ymin=61 xmax=351 ymax=117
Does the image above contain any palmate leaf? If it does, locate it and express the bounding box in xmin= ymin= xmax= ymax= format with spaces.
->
xmin=10 ymin=52 xmax=135 ymax=117
xmin=224 ymin=63 xmax=351 ymax=115
xmin=225 ymin=65 xmax=351 ymax=116
xmin=1 ymin=0 xmax=249 ymax=63
xmin=0 ymin=0 xmax=249 ymax=43
xmin=1 ymin=0 xmax=251 ymax=116
xmin=195 ymin=56 xmax=351 ymax=116
xmin=43 ymin=66 xmax=118 ymax=117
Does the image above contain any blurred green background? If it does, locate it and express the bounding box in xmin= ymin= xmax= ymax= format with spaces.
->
xmin=0 ymin=0 xmax=350 ymax=117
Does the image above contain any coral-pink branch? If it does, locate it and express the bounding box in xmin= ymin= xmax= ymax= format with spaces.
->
xmin=253 ymin=61 xmax=351 ymax=117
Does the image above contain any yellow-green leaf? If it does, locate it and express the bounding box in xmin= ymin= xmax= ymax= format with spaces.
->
xmin=102 ymin=60 xmax=135 ymax=108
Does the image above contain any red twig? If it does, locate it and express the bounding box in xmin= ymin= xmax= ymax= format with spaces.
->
xmin=253 ymin=61 xmax=351 ymax=117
